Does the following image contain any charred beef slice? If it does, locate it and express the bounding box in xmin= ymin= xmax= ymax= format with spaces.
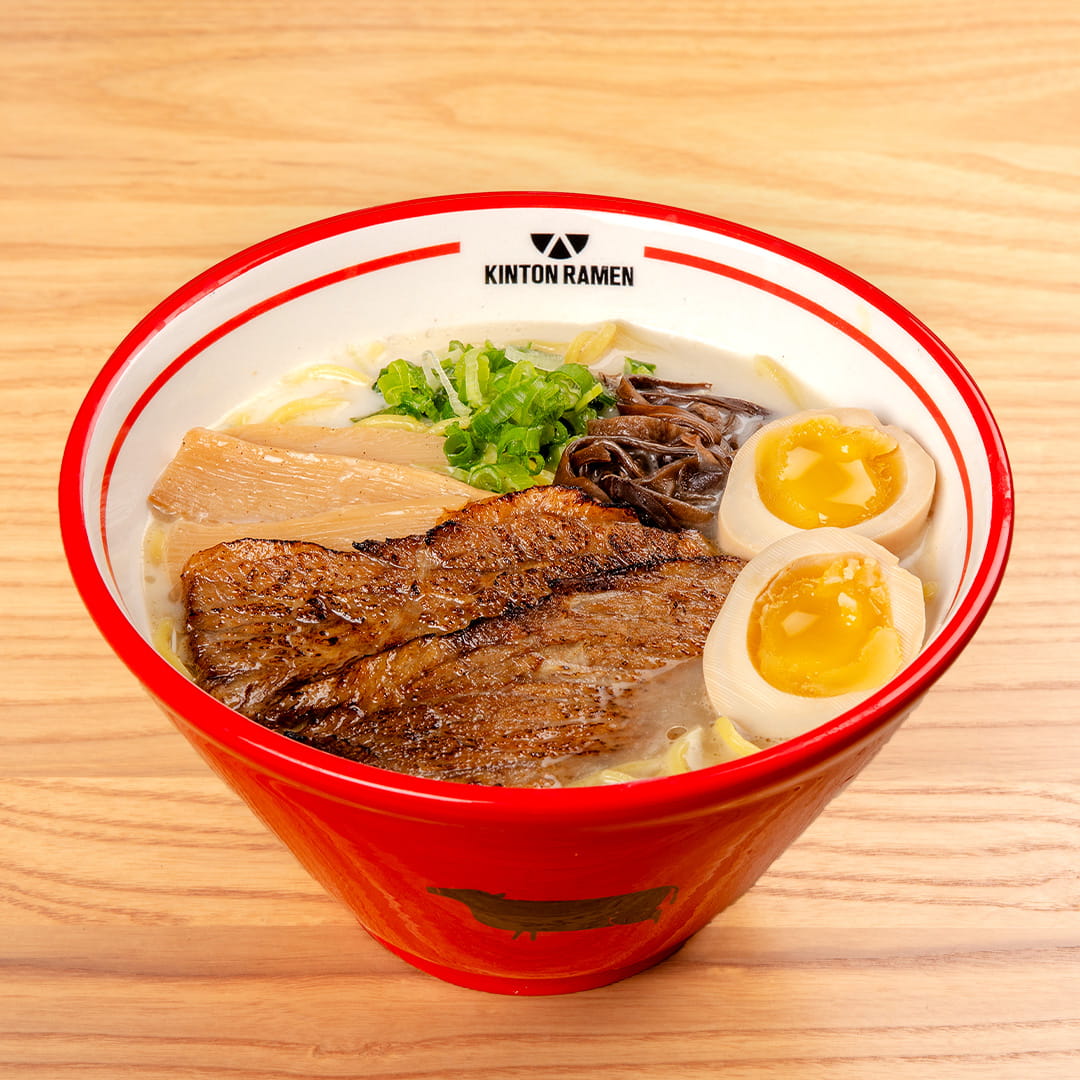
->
xmin=182 ymin=485 xmax=716 ymax=716
xmin=267 ymin=555 xmax=743 ymax=787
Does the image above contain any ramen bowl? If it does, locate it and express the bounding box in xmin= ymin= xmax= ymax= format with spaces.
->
xmin=59 ymin=192 xmax=1013 ymax=994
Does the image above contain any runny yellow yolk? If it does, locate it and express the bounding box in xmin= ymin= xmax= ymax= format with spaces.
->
xmin=755 ymin=416 xmax=903 ymax=528
xmin=747 ymin=554 xmax=903 ymax=698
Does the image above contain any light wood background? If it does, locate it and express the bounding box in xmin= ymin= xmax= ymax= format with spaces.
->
xmin=3 ymin=1 xmax=1078 ymax=1077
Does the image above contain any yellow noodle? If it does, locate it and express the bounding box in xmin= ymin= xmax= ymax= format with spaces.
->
xmin=711 ymin=715 xmax=760 ymax=758
xmin=282 ymin=363 xmax=369 ymax=385
xmin=264 ymin=393 xmax=345 ymax=424
xmin=574 ymin=769 xmax=640 ymax=787
xmin=353 ymin=413 xmax=431 ymax=431
xmin=345 ymin=341 xmax=387 ymax=368
xmin=143 ymin=521 xmax=166 ymax=567
xmin=563 ymin=321 xmax=618 ymax=366
xmin=571 ymin=715 xmax=759 ymax=787
xmin=152 ymin=618 xmax=189 ymax=673
xmin=753 ymin=354 xmax=807 ymax=409
xmin=664 ymin=727 xmax=706 ymax=774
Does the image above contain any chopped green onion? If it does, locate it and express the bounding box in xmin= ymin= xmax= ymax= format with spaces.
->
xmin=368 ymin=340 xmax=615 ymax=494
xmin=442 ymin=424 xmax=477 ymax=467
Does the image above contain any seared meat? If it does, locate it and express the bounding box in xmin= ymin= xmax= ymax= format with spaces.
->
xmin=271 ymin=556 xmax=743 ymax=787
xmin=182 ymin=485 xmax=715 ymax=714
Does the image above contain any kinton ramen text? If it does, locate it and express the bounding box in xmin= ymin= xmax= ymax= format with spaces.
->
xmin=483 ymin=263 xmax=635 ymax=286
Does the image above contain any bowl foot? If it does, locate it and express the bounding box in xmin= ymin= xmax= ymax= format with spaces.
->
xmin=369 ymin=932 xmax=686 ymax=996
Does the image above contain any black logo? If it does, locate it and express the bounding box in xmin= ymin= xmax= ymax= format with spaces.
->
xmin=483 ymin=231 xmax=633 ymax=287
xmin=531 ymin=233 xmax=589 ymax=260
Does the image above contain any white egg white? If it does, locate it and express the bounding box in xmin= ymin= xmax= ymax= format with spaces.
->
xmin=717 ymin=408 xmax=936 ymax=560
xmin=702 ymin=528 xmax=927 ymax=743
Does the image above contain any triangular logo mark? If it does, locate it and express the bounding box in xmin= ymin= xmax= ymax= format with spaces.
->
xmin=548 ymin=236 xmax=572 ymax=260
xmin=530 ymin=232 xmax=590 ymax=260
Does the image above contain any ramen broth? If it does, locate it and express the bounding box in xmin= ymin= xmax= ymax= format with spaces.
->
xmin=142 ymin=322 xmax=936 ymax=786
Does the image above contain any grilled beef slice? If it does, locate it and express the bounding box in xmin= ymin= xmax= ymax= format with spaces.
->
xmin=182 ymin=485 xmax=715 ymax=714
xmin=269 ymin=556 xmax=743 ymax=787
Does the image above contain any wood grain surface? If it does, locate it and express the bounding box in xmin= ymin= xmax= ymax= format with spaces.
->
xmin=3 ymin=1 xmax=1078 ymax=1077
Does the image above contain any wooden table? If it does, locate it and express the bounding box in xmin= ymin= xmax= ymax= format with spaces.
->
xmin=4 ymin=2 xmax=1077 ymax=1076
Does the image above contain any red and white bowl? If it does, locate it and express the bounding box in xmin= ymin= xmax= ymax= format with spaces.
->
xmin=60 ymin=192 xmax=1014 ymax=995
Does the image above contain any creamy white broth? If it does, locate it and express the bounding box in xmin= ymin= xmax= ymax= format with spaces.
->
xmin=141 ymin=321 xmax=938 ymax=786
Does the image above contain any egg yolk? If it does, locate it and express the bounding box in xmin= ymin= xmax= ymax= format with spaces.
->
xmin=747 ymin=554 xmax=903 ymax=698
xmin=755 ymin=416 xmax=903 ymax=529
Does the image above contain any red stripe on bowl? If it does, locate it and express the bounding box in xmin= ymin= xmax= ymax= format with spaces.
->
xmin=98 ymin=241 xmax=460 ymax=573
xmin=644 ymin=243 xmax=974 ymax=598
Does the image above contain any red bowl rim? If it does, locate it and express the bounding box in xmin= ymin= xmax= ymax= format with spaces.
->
xmin=58 ymin=190 xmax=1015 ymax=826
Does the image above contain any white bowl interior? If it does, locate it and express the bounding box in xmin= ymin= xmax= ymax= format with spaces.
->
xmin=81 ymin=203 xmax=993 ymax=656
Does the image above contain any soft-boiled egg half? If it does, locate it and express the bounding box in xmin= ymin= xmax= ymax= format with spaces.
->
xmin=718 ymin=408 xmax=936 ymax=559
xmin=702 ymin=528 xmax=926 ymax=744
